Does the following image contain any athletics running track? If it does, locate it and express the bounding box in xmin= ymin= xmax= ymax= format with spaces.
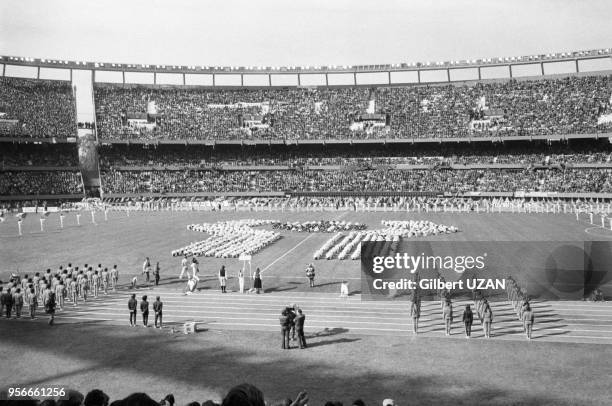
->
xmin=6 ymin=285 xmax=612 ymax=345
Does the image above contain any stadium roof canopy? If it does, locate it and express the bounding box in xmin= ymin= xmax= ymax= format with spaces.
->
xmin=2 ymin=48 xmax=610 ymax=75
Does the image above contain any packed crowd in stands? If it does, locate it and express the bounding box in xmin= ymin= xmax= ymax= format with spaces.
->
xmin=1 ymin=144 xmax=79 ymax=168
xmin=94 ymin=75 xmax=612 ymax=140
xmin=100 ymin=168 xmax=612 ymax=194
xmin=0 ymin=77 xmax=76 ymax=138
xmin=0 ymin=171 xmax=83 ymax=195
xmin=98 ymin=141 xmax=612 ymax=169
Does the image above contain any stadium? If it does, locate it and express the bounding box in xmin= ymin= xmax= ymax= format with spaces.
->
xmin=1 ymin=1 xmax=612 ymax=405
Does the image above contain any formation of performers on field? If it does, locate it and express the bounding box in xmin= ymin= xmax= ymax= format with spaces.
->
xmin=0 ymin=263 xmax=120 ymax=325
xmin=407 ymin=273 xmax=536 ymax=340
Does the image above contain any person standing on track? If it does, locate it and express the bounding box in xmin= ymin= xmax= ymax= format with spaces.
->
xmin=253 ymin=268 xmax=262 ymax=294
xmin=101 ymin=268 xmax=109 ymax=295
xmin=238 ymin=267 xmax=245 ymax=294
xmin=127 ymin=293 xmax=137 ymax=326
xmin=140 ymin=295 xmax=149 ymax=327
xmin=483 ymin=303 xmax=493 ymax=338
xmin=191 ymin=258 xmax=200 ymax=283
xmin=443 ymin=298 xmax=453 ymax=336
xmin=92 ymin=271 xmax=100 ymax=298
xmin=219 ymin=265 xmax=227 ymax=293
xmin=306 ymin=263 xmax=315 ymax=288
xmin=79 ymin=275 xmax=89 ymax=302
xmin=28 ymin=288 xmax=37 ymax=319
xmin=463 ymin=304 xmax=473 ymax=338
xmin=142 ymin=257 xmax=151 ymax=284
xmin=294 ymin=308 xmax=307 ymax=349
xmin=410 ymin=296 xmax=420 ymax=334
xmin=12 ymin=288 xmax=23 ymax=318
xmin=153 ymin=296 xmax=163 ymax=328
xmin=44 ymin=287 xmax=56 ymax=325
xmin=70 ymin=277 xmax=78 ymax=306
xmin=279 ymin=309 xmax=291 ymax=349
xmin=110 ymin=265 xmax=119 ymax=291
xmin=154 ymin=262 xmax=161 ymax=286
xmin=522 ymin=303 xmax=535 ymax=340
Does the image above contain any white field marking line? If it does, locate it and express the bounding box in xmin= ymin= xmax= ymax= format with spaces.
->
xmin=260 ymin=234 xmax=317 ymax=273
xmin=260 ymin=211 xmax=348 ymax=274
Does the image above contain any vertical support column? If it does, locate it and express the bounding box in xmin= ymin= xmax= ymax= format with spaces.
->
xmin=212 ymin=73 xmax=216 ymax=87
xmin=325 ymin=73 xmax=329 ymax=87
xmin=182 ymin=73 xmax=186 ymax=85
xmin=353 ymin=72 xmax=357 ymax=86
xmin=446 ymin=68 xmax=451 ymax=82
xmin=417 ymin=69 xmax=421 ymax=84
xmin=37 ymin=66 xmax=40 ymax=79
xmin=241 ymin=73 xmax=244 ymax=87
xmin=509 ymin=64 xmax=513 ymax=78
xmin=153 ymin=71 xmax=157 ymax=85
xmin=2 ymin=64 xmax=5 ymax=77
xmin=297 ymin=73 xmax=301 ymax=86
xmin=70 ymin=68 xmax=74 ymax=82
xmin=575 ymin=59 xmax=580 ymax=73
xmin=388 ymin=71 xmax=391 ymax=85
xmin=540 ymin=62 xmax=545 ymax=76
xmin=122 ymin=71 xmax=125 ymax=85
xmin=268 ymin=73 xmax=272 ymax=87
xmin=477 ymin=66 xmax=481 ymax=80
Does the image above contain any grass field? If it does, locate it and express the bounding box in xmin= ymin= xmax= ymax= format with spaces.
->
xmin=1 ymin=209 xmax=610 ymax=292
xmin=1 ymin=209 xmax=612 ymax=406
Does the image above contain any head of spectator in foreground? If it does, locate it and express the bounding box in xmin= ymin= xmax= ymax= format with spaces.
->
xmin=84 ymin=389 xmax=110 ymax=406
xmin=112 ymin=393 xmax=159 ymax=406
xmin=382 ymin=399 xmax=395 ymax=406
xmin=56 ymin=390 xmax=84 ymax=406
xmin=352 ymin=400 xmax=365 ymax=406
xmin=221 ymin=383 xmax=265 ymax=406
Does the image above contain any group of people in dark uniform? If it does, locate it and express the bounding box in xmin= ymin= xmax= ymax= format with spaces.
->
xmin=279 ymin=304 xmax=307 ymax=349
xmin=128 ymin=294 xmax=164 ymax=328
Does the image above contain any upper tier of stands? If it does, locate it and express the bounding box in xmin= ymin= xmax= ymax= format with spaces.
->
xmin=0 ymin=77 xmax=77 ymax=139
xmin=94 ymin=75 xmax=612 ymax=141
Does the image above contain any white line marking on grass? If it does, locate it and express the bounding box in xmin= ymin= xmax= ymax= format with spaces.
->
xmin=261 ymin=212 xmax=348 ymax=274
xmin=260 ymin=233 xmax=317 ymax=273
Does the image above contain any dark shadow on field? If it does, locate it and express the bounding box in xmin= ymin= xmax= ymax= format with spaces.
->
xmin=0 ymin=315 xmax=600 ymax=406
xmin=306 ymin=327 xmax=349 ymax=338
xmin=264 ymin=286 xmax=298 ymax=293
xmin=312 ymin=281 xmax=341 ymax=288
xmin=306 ymin=337 xmax=361 ymax=348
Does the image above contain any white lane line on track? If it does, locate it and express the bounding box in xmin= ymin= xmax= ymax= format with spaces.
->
xmin=47 ymin=312 xmax=612 ymax=333
xmin=43 ymin=316 xmax=612 ymax=341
